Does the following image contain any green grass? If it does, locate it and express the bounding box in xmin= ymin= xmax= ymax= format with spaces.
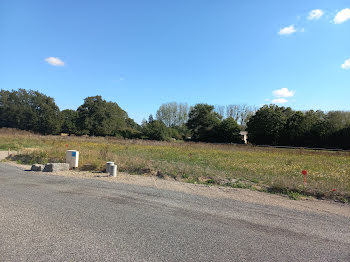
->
xmin=1 ymin=128 xmax=349 ymax=202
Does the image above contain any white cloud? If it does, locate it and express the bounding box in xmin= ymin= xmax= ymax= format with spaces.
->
xmin=341 ymin=58 xmax=350 ymax=70
xmin=334 ymin=8 xmax=350 ymax=24
xmin=272 ymin=88 xmax=295 ymax=98
xmin=308 ymin=9 xmax=324 ymax=20
xmin=272 ymin=98 xmax=288 ymax=104
xmin=45 ymin=57 xmax=64 ymax=66
xmin=278 ymin=25 xmax=297 ymax=35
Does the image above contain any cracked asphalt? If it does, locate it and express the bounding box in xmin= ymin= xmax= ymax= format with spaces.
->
xmin=0 ymin=163 xmax=349 ymax=261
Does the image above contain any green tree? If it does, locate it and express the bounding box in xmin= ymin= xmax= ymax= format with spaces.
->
xmin=142 ymin=118 xmax=170 ymax=141
xmin=186 ymin=104 xmax=221 ymax=142
xmin=156 ymin=102 xmax=189 ymax=127
xmin=61 ymin=109 xmax=78 ymax=134
xmin=282 ymin=111 xmax=307 ymax=146
xmin=326 ymin=111 xmax=350 ymax=133
xmin=125 ymin=117 xmax=140 ymax=130
xmin=0 ymin=89 xmax=61 ymax=134
xmin=32 ymin=92 xmax=62 ymax=135
xmin=118 ymin=127 xmax=142 ymax=139
xmin=76 ymin=96 xmax=128 ymax=136
xmin=247 ymin=105 xmax=290 ymax=145
xmin=216 ymin=117 xmax=242 ymax=143
xmin=302 ymin=110 xmax=329 ymax=147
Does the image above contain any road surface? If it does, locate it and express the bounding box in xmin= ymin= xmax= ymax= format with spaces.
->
xmin=0 ymin=163 xmax=349 ymax=261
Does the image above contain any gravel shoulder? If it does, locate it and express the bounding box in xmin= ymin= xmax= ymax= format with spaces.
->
xmin=3 ymin=160 xmax=350 ymax=219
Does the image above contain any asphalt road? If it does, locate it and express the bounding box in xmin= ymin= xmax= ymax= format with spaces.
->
xmin=0 ymin=163 xmax=349 ymax=262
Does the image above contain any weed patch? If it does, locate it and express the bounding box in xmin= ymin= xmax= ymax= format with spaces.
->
xmin=1 ymin=129 xmax=349 ymax=202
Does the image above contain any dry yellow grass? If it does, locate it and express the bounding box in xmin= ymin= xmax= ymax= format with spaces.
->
xmin=1 ymin=128 xmax=349 ymax=202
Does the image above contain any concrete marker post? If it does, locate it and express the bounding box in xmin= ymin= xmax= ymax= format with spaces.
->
xmin=106 ymin=161 xmax=114 ymax=173
xmin=109 ymin=164 xmax=117 ymax=177
xmin=66 ymin=150 xmax=79 ymax=169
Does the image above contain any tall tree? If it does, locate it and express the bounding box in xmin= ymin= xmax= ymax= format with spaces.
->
xmin=225 ymin=104 xmax=256 ymax=128
xmin=76 ymin=96 xmax=128 ymax=136
xmin=215 ymin=117 xmax=242 ymax=143
xmin=156 ymin=102 xmax=189 ymax=127
xmin=239 ymin=105 xmax=257 ymax=129
xmin=247 ymin=105 xmax=290 ymax=145
xmin=186 ymin=104 xmax=221 ymax=142
xmin=177 ymin=103 xmax=189 ymax=126
xmin=61 ymin=109 xmax=78 ymax=135
xmin=141 ymin=118 xmax=170 ymax=141
xmin=215 ymin=105 xmax=225 ymax=119
xmin=0 ymin=89 xmax=61 ymax=134
xmin=226 ymin=104 xmax=240 ymax=122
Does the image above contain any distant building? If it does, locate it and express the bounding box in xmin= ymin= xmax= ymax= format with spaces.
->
xmin=240 ymin=131 xmax=248 ymax=144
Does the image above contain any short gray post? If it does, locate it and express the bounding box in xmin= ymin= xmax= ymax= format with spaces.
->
xmin=106 ymin=161 xmax=114 ymax=173
xmin=109 ymin=164 xmax=117 ymax=177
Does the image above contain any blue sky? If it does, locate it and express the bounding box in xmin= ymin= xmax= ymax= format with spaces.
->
xmin=1 ymin=0 xmax=350 ymax=123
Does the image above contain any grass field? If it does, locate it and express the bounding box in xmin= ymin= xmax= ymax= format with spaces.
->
xmin=1 ymin=128 xmax=349 ymax=202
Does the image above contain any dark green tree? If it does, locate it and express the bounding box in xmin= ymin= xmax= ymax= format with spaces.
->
xmin=76 ymin=96 xmax=128 ymax=136
xmin=0 ymin=89 xmax=61 ymax=134
xmin=215 ymin=117 xmax=242 ymax=143
xmin=186 ymin=104 xmax=221 ymax=142
xmin=125 ymin=117 xmax=140 ymax=130
xmin=116 ymin=117 xmax=142 ymax=139
xmin=142 ymin=118 xmax=170 ymax=141
xmin=32 ymin=92 xmax=62 ymax=134
xmin=247 ymin=105 xmax=290 ymax=145
xmin=61 ymin=109 xmax=78 ymax=134
xmin=280 ymin=111 xmax=306 ymax=146
xmin=302 ymin=110 xmax=329 ymax=147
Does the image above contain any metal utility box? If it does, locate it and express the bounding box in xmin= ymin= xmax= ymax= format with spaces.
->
xmin=66 ymin=150 xmax=79 ymax=168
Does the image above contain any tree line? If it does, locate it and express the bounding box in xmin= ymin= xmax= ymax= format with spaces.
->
xmin=247 ymin=105 xmax=350 ymax=149
xmin=1 ymin=89 xmax=350 ymax=149
xmin=145 ymin=103 xmax=245 ymax=143
xmin=0 ymin=89 xmax=139 ymax=137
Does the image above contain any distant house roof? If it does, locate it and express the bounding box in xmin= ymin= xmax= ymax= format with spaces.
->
xmin=240 ymin=131 xmax=248 ymax=135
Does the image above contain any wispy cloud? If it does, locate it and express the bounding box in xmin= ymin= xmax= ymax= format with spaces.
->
xmin=45 ymin=57 xmax=64 ymax=66
xmin=272 ymin=98 xmax=288 ymax=104
xmin=334 ymin=8 xmax=350 ymax=24
xmin=341 ymin=58 xmax=350 ymax=70
xmin=278 ymin=25 xmax=297 ymax=35
xmin=308 ymin=9 xmax=324 ymax=20
xmin=273 ymin=88 xmax=295 ymax=98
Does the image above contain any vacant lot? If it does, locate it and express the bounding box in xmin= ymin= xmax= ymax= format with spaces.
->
xmin=1 ymin=128 xmax=349 ymax=202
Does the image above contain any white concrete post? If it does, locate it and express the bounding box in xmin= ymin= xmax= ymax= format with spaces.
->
xmin=106 ymin=162 xmax=114 ymax=173
xmin=109 ymin=164 xmax=117 ymax=177
xmin=66 ymin=150 xmax=79 ymax=169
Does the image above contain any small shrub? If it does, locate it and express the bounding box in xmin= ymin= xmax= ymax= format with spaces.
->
xmin=182 ymin=173 xmax=189 ymax=179
xmin=287 ymin=191 xmax=302 ymax=200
